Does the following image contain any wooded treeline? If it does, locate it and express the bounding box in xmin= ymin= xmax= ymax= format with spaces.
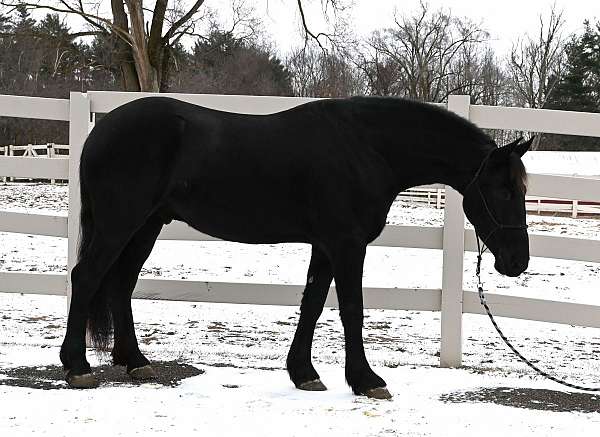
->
xmin=0 ymin=2 xmax=599 ymax=150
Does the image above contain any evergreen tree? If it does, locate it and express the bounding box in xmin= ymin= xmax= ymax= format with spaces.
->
xmin=178 ymin=30 xmax=292 ymax=96
xmin=549 ymin=20 xmax=600 ymax=112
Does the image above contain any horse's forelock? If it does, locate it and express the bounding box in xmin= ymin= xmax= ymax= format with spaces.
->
xmin=510 ymin=155 xmax=528 ymax=195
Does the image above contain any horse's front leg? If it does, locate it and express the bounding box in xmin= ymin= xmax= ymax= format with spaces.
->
xmin=332 ymin=238 xmax=391 ymax=399
xmin=287 ymin=245 xmax=333 ymax=391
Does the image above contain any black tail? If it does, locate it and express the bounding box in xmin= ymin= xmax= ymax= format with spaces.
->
xmin=78 ymin=175 xmax=113 ymax=352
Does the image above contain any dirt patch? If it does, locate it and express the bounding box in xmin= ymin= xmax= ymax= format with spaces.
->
xmin=440 ymin=387 xmax=600 ymax=413
xmin=0 ymin=360 xmax=204 ymax=390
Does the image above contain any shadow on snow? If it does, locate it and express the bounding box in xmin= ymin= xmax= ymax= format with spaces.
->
xmin=0 ymin=360 xmax=203 ymax=390
xmin=440 ymin=386 xmax=600 ymax=413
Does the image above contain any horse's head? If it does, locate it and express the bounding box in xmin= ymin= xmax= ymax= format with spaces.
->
xmin=462 ymin=137 xmax=533 ymax=277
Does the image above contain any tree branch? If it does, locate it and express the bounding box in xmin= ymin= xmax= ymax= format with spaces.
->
xmin=296 ymin=0 xmax=334 ymax=51
xmin=0 ymin=0 xmax=129 ymax=42
xmin=163 ymin=0 xmax=205 ymax=43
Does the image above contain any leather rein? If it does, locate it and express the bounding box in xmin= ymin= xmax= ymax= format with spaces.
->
xmin=465 ymin=146 xmax=599 ymax=392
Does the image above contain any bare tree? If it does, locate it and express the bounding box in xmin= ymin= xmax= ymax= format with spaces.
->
xmin=1 ymin=0 xmax=216 ymax=91
xmin=444 ymin=23 xmax=507 ymax=106
xmin=506 ymin=5 xmax=567 ymax=149
xmin=295 ymin=0 xmax=351 ymax=51
xmin=478 ymin=49 xmax=509 ymax=106
xmin=360 ymin=3 xmax=488 ymax=102
xmin=1 ymin=0 xmax=340 ymax=92
xmin=287 ymin=45 xmax=362 ymax=97
xmin=507 ymin=5 xmax=566 ymax=109
xmin=354 ymin=32 xmax=404 ymax=96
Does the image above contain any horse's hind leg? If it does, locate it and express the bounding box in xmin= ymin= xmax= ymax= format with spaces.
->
xmin=107 ymin=214 xmax=163 ymax=379
xmin=60 ymin=232 xmax=132 ymax=388
xmin=287 ymin=245 xmax=333 ymax=391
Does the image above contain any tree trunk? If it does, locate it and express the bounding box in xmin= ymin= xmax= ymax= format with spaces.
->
xmin=125 ymin=0 xmax=159 ymax=91
xmin=111 ymin=0 xmax=140 ymax=91
xmin=159 ymin=46 xmax=171 ymax=92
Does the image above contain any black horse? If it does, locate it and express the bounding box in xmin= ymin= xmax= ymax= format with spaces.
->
xmin=60 ymin=96 xmax=532 ymax=398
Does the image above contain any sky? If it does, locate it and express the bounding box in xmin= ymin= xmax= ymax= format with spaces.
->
xmin=256 ymin=0 xmax=600 ymax=55
xmin=18 ymin=0 xmax=600 ymax=56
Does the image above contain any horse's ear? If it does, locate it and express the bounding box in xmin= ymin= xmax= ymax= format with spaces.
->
xmin=490 ymin=137 xmax=522 ymax=161
xmin=512 ymin=136 xmax=534 ymax=157
xmin=492 ymin=136 xmax=533 ymax=161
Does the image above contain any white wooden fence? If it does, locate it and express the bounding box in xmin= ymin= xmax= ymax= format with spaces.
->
xmin=1 ymin=92 xmax=600 ymax=368
xmin=1 ymin=143 xmax=68 ymax=183
xmin=398 ymin=188 xmax=600 ymax=217
xmin=5 ymin=145 xmax=598 ymax=217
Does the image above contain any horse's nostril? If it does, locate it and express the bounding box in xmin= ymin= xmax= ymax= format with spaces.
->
xmin=509 ymin=257 xmax=528 ymax=274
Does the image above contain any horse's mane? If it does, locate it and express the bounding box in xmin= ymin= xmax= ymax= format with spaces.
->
xmin=347 ymin=96 xmax=529 ymax=194
xmin=348 ymin=96 xmax=493 ymax=151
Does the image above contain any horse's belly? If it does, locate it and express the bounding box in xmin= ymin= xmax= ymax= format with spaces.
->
xmin=167 ymin=189 xmax=309 ymax=244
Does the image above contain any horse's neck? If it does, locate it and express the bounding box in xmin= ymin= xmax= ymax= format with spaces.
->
xmin=356 ymin=108 xmax=492 ymax=194
xmin=394 ymin=141 xmax=490 ymax=195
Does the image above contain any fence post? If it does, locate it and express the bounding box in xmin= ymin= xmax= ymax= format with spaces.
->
xmin=67 ymin=92 xmax=90 ymax=308
xmin=48 ymin=143 xmax=55 ymax=184
xmin=2 ymin=145 xmax=7 ymax=183
xmin=572 ymin=200 xmax=578 ymax=218
xmin=440 ymin=95 xmax=469 ymax=368
xmin=8 ymin=145 xmax=13 ymax=182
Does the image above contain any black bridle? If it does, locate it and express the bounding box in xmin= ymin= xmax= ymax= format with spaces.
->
xmin=463 ymin=146 xmax=528 ymax=252
xmin=466 ymin=145 xmax=600 ymax=392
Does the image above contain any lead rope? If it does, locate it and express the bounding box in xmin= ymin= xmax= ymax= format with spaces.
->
xmin=476 ymin=237 xmax=600 ymax=392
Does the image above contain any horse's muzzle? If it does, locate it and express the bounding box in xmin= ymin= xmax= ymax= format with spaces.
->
xmin=494 ymin=253 xmax=529 ymax=277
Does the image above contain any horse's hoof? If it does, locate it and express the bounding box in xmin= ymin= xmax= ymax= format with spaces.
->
xmin=128 ymin=365 xmax=157 ymax=380
xmin=66 ymin=372 xmax=98 ymax=389
xmin=363 ymin=387 xmax=392 ymax=400
xmin=297 ymin=379 xmax=327 ymax=391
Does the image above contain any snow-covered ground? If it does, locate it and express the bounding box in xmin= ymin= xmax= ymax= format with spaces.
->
xmin=1 ymin=182 xmax=600 ymax=436
xmin=2 ymin=295 xmax=600 ymax=436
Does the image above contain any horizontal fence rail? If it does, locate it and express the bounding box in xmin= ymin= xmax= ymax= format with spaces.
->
xmin=134 ymin=280 xmax=443 ymax=311
xmin=0 ymin=156 xmax=69 ymax=179
xmin=471 ymin=104 xmax=600 ymax=137
xmin=1 ymin=92 xmax=600 ymax=370
xmin=0 ymin=271 xmax=67 ymax=295
xmin=464 ymin=230 xmax=600 ymax=263
xmin=528 ymin=174 xmax=600 ymax=200
xmin=0 ymin=211 xmax=67 ymax=238
xmin=462 ymin=292 xmax=600 ymax=329
xmin=0 ymin=95 xmax=69 ymax=121
xmin=88 ymin=91 xmax=320 ymax=114
xmin=87 ymin=91 xmax=446 ymax=114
